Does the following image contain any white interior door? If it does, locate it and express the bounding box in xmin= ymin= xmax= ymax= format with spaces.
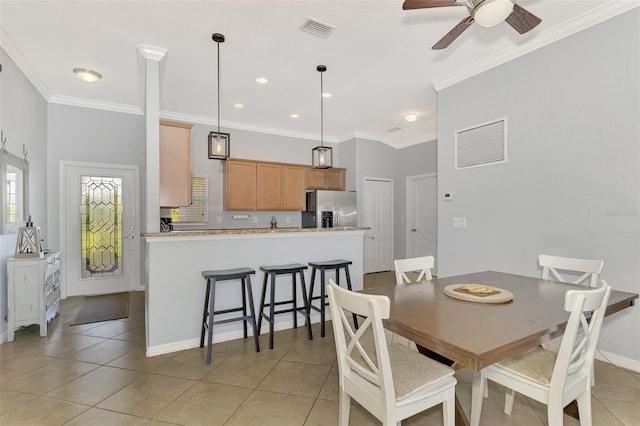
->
xmin=363 ymin=178 xmax=392 ymax=273
xmin=407 ymin=174 xmax=437 ymax=273
xmin=61 ymin=162 xmax=140 ymax=297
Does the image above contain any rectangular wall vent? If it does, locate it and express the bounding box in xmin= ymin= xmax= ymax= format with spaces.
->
xmin=455 ymin=117 xmax=507 ymax=170
xmin=300 ymin=18 xmax=336 ymax=39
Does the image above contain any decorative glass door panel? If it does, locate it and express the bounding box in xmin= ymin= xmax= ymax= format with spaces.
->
xmin=63 ymin=163 xmax=139 ymax=297
xmin=80 ymin=175 xmax=123 ymax=278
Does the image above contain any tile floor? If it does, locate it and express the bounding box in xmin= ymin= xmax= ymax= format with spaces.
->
xmin=1 ymin=272 xmax=638 ymax=425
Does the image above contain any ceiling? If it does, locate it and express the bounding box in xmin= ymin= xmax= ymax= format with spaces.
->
xmin=1 ymin=0 xmax=631 ymax=148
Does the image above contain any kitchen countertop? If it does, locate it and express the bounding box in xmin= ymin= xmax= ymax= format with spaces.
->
xmin=141 ymin=226 xmax=369 ymax=238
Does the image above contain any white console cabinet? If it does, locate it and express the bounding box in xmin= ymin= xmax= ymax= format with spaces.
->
xmin=7 ymin=252 xmax=61 ymax=341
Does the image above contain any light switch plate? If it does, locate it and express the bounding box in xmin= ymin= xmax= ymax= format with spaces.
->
xmin=253 ymin=217 xmax=258 ymax=224
xmin=453 ymin=217 xmax=466 ymax=228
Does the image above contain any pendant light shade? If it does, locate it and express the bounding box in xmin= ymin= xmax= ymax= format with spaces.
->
xmin=312 ymin=65 xmax=332 ymax=169
xmin=208 ymin=32 xmax=230 ymax=160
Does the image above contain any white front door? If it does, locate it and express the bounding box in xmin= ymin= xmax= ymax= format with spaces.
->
xmin=61 ymin=162 xmax=140 ymax=297
xmin=407 ymin=173 xmax=437 ymax=273
xmin=363 ymin=178 xmax=392 ymax=273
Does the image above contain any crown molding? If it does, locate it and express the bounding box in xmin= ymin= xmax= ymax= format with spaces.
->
xmin=432 ymin=0 xmax=640 ymax=92
xmin=1 ymin=26 xmax=51 ymax=101
xmin=49 ymin=95 xmax=143 ymax=115
xmin=350 ymin=130 xmax=437 ymax=149
xmin=136 ymin=44 xmax=168 ymax=62
xmin=159 ymin=110 xmax=341 ymax=143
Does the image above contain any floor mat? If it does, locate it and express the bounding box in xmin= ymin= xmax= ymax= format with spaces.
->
xmin=70 ymin=292 xmax=130 ymax=326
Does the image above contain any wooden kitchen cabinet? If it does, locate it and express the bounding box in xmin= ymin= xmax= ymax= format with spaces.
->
xmin=7 ymin=252 xmax=61 ymax=341
xmin=225 ymin=159 xmax=311 ymax=211
xmin=305 ymin=167 xmax=346 ymax=190
xmin=225 ymin=159 xmax=256 ymax=210
xmin=256 ymin=163 xmax=282 ymax=210
xmin=282 ymin=165 xmax=307 ymax=211
xmin=160 ymin=120 xmax=192 ymax=207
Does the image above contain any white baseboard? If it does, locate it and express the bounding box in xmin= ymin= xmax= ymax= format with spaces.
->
xmin=146 ymin=313 xmax=325 ymax=357
xmin=542 ymin=343 xmax=640 ymax=373
xmin=0 ymin=330 xmax=7 ymax=345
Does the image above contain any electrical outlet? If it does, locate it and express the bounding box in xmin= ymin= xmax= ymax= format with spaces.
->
xmin=216 ymin=216 xmax=222 ymax=224
xmin=253 ymin=217 xmax=258 ymax=224
xmin=453 ymin=217 xmax=466 ymax=228
xmin=286 ymin=216 xmax=291 ymax=224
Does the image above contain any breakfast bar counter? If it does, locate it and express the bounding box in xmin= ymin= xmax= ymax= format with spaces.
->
xmin=142 ymin=227 xmax=367 ymax=356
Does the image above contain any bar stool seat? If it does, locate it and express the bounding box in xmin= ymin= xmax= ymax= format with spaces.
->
xmin=308 ymin=259 xmax=358 ymax=337
xmin=200 ymin=267 xmax=259 ymax=364
xmin=258 ymin=263 xmax=313 ymax=349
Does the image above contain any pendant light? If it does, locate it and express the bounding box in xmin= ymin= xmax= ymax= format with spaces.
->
xmin=208 ymin=32 xmax=230 ymax=160
xmin=312 ymin=65 xmax=332 ymax=169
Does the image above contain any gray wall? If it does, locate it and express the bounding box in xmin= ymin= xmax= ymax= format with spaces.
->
xmin=354 ymin=137 xmax=397 ymax=228
xmin=46 ymin=104 xmax=146 ymax=250
xmin=394 ymin=140 xmax=437 ymax=260
xmin=0 ymin=48 xmax=48 ymax=340
xmin=437 ymin=10 xmax=639 ymax=361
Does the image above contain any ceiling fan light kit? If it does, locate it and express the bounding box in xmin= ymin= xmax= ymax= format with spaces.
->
xmin=471 ymin=0 xmax=514 ymax=27
xmin=402 ymin=0 xmax=541 ymax=49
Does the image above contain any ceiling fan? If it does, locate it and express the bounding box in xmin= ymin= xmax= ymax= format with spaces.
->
xmin=403 ymin=0 xmax=542 ymax=50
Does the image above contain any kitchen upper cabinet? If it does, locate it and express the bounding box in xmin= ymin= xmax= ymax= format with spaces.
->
xmin=160 ymin=120 xmax=192 ymax=207
xmin=225 ymin=159 xmax=256 ymax=210
xmin=225 ymin=159 xmax=311 ymax=211
xmin=256 ymin=163 xmax=282 ymax=210
xmin=305 ymin=167 xmax=346 ymax=191
xmin=282 ymin=166 xmax=307 ymax=211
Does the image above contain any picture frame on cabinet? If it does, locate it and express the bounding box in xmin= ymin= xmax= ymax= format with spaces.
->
xmin=208 ymin=131 xmax=230 ymax=160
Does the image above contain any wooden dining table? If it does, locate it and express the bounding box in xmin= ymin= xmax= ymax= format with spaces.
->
xmin=359 ymin=271 xmax=638 ymax=426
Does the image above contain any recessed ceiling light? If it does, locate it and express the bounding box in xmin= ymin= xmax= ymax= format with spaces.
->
xmin=290 ymin=114 xmax=300 ymax=119
xmin=255 ymin=77 xmax=268 ymax=84
xmin=404 ymin=113 xmax=418 ymax=123
xmin=322 ymin=92 xmax=332 ymax=98
xmin=73 ymin=68 xmax=102 ymax=83
xmin=234 ymin=103 xmax=244 ymax=109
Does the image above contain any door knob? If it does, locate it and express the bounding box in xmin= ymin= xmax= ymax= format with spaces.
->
xmin=411 ymin=228 xmax=417 ymax=232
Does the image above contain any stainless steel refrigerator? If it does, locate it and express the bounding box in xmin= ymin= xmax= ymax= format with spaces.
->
xmin=302 ymin=190 xmax=357 ymax=228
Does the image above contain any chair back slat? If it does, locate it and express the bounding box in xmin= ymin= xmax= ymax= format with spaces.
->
xmin=539 ymin=254 xmax=603 ymax=287
xmin=394 ymin=256 xmax=435 ymax=284
xmin=327 ymin=279 xmax=395 ymax=404
xmin=550 ymin=280 xmax=611 ymax=394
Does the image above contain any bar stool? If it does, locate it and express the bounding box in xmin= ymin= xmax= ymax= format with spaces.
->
xmin=258 ymin=263 xmax=313 ymax=349
xmin=308 ymin=259 xmax=358 ymax=337
xmin=200 ymin=267 xmax=260 ymax=365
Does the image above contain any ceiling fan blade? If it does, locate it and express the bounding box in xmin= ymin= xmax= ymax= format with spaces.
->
xmin=505 ymin=4 xmax=542 ymax=34
xmin=403 ymin=0 xmax=459 ymax=10
xmin=432 ymin=16 xmax=473 ymax=50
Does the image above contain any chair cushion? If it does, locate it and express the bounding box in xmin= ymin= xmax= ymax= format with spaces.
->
xmin=496 ymin=347 xmax=556 ymax=386
xmin=388 ymin=343 xmax=454 ymax=399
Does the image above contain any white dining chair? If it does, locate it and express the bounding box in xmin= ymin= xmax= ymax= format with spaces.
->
xmin=539 ymin=254 xmax=604 ymax=385
xmin=393 ymin=256 xmax=435 ymax=349
xmin=394 ymin=256 xmax=435 ymax=285
xmin=327 ymin=279 xmax=457 ymax=426
xmin=539 ymin=254 xmax=603 ymax=288
xmin=471 ymin=280 xmax=611 ymax=426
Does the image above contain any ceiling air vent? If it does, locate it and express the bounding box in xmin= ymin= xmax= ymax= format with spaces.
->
xmin=386 ymin=127 xmax=402 ymax=133
xmin=300 ymin=18 xmax=336 ymax=39
xmin=455 ymin=117 xmax=507 ymax=170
